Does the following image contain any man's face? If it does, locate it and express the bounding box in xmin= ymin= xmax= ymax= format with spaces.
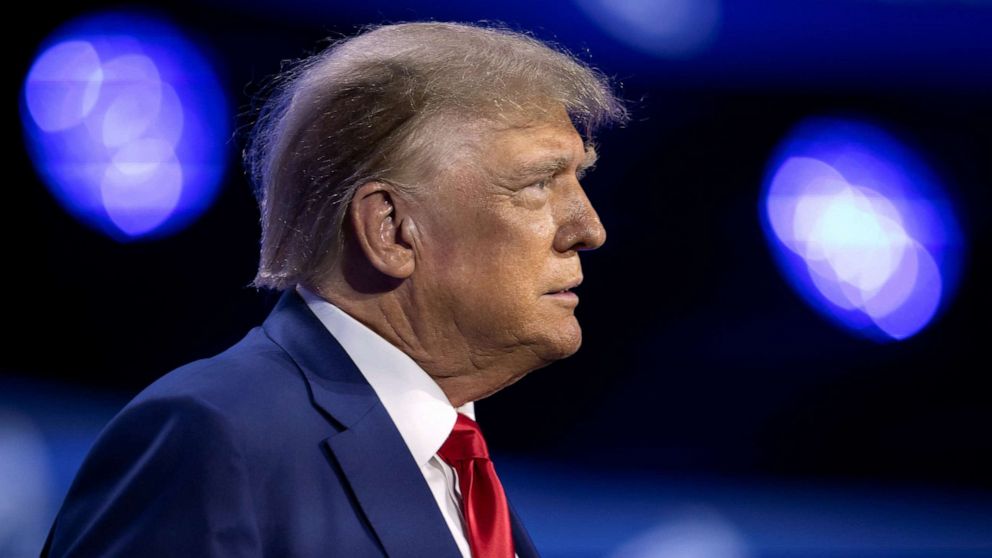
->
xmin=410 ymin=107 xmax=606 ymax=369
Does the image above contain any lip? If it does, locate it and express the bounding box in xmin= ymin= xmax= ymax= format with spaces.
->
xmin=543 ymin=277 xmax=583 ymax=305
xmin=544 ymin=290 xmax=579 ymax=304
xmin=546 ymin=277 xmax=583 ymax=294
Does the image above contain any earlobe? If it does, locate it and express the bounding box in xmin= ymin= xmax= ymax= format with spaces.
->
xmin=350 ymin=182 xmax=416 ymax=279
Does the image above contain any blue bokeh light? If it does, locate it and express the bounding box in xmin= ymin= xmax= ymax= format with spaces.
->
xmin=21 ymin=11 xmax=229 ymax=241
xmin=574 ymin=0 xmax=721 ymax=59
xmin=760 ymin=118 xmax=963 ymax=341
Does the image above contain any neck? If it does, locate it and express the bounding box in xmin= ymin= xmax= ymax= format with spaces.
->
xmin=311 ymin=275 xmax=541 ymax=407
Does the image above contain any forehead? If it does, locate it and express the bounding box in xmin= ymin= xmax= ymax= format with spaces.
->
xmin=474 ymin=110 xmax=588 ymax=173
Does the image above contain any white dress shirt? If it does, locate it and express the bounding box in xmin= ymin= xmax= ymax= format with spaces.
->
xmin=297 ymin=284 xmax=489 ymax=557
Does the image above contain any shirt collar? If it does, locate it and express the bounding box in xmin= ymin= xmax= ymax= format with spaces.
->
xmin=296 ymin=284 xmax=474 ymax=466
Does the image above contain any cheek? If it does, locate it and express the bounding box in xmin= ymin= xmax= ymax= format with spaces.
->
xmin=424 ymin=200 xmax=558 ymax=314
xmin=443 ymin=207 xmax=555 ymax=268
xmin=471 ymin=218 xmax=556 ymax=301
xmin=495 ymin=208 xmax=558 ymax=260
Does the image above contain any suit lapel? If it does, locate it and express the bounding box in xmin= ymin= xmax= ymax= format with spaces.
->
xmin=324 ymin=403 xmax=463 ymax=557
xmin=262 ymin=290 xmax=462 ymax=558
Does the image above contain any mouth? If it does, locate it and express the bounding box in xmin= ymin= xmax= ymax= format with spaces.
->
xmin=543 ymin=278 xmax=583 ymax=303
xmin=560 ymin=277 xmax=583 ymax=292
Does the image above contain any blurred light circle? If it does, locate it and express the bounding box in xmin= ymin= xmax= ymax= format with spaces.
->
xmin=98 ymin=54 xmax=164 ymax=148
xmin=608 ymin=506 xmax=750 ymax=558
xmin=20 ymin=11 xmax=228 ymax=241
xmin=102 ymin=138 xmax=183 ymax=237
xmin=760 ymin=118 xmax=963 ymax=341
xmin=24 ymin=41 xmax=103 ymax=132
xmin=575 ymin=0 xmax=721 ymax=58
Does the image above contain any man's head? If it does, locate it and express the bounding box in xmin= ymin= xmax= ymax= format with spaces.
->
xmin=244 ymin=22 xmax=627 ymax=403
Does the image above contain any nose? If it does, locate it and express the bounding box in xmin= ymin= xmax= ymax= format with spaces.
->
xmin=553 ymin=183 xmax=607 ymax=253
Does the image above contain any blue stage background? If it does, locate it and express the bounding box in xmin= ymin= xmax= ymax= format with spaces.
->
xmin=6 ymin=1 xmax=990 ymax=556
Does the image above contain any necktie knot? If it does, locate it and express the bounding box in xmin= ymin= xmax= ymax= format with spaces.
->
xmin=438 ymin=414 xmax=490 ymax=463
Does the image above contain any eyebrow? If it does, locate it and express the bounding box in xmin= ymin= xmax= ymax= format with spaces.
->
xmin=515 ymin=145 xmax=599 ymax=180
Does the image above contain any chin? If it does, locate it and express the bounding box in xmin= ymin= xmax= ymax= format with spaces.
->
xmin=536 ymin=318 xmax=583 ymax=362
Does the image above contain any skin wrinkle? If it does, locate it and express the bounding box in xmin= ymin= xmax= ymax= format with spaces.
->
xmin=506 ymin=145 xmax=599 ymax=185
xmin=319 ymin=104 xmax=605 ymax=407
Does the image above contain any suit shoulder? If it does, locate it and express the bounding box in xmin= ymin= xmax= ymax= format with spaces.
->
xmin=130 ymin=325 xmax=302 ymax=416
xmin=43 ymin=383 xmax=263 ymax=557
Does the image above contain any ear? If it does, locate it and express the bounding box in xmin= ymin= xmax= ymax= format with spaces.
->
xmin=349 ymin=181 xmax=416 ymax=279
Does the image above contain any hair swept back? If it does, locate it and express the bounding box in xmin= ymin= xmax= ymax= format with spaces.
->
xmin=242 ymin=21 xmax=628 ymax=291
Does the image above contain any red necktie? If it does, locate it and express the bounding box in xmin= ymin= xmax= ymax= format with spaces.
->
xmin=437 ymin=413 xmax=515 ymax=558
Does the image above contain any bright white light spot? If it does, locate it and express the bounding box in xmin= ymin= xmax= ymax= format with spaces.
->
xmin=768 ymin=159 xmax=938 ymax=337
xmin=762 ymin=119 xmax=961 ymax=341
xmin=803 ymin=186 xmax=910 ymax=293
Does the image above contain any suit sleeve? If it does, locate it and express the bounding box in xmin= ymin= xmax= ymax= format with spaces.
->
xmin=42 ymin=395 xmax=263 ymax=557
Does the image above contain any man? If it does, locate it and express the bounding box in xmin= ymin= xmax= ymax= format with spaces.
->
xmin=43 ymin=21 xmax=626 ymax=557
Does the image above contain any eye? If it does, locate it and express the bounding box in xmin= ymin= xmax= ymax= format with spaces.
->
xmin=530 ymin=177 xmax=552 ymax=190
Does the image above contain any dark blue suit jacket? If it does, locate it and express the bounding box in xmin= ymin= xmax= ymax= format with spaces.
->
xmin=42 ymin=289 xmax=540 ymax=557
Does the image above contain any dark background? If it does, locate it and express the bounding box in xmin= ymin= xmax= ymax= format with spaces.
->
xmin=6 ymin=0 xmax=991 ymax=555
